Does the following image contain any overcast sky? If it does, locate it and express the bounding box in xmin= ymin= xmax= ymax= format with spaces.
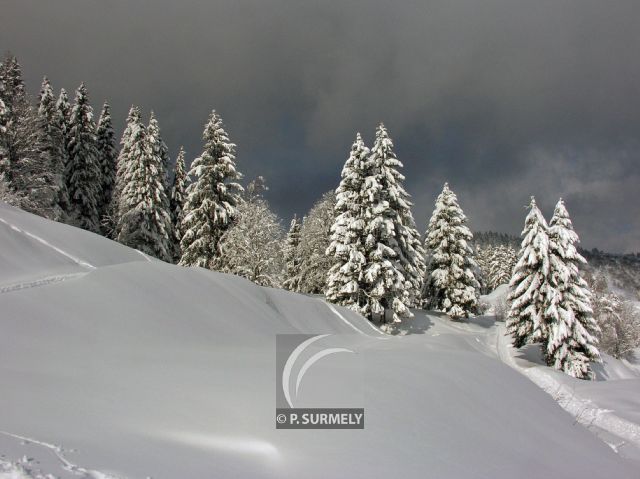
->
xmin=2 ymin=0 xmax=639 ymax=252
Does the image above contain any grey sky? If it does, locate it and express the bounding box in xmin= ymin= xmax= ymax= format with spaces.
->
xmin=2 ymin=0 xmax=639 ymax=252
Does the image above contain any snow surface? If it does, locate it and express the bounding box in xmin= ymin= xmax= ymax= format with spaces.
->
xmin=0 ymin=202 xmax=638 ymax=478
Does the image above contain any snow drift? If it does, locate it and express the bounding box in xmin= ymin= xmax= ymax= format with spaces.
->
xmin=0 ymin=202 xmax=637 ymax=478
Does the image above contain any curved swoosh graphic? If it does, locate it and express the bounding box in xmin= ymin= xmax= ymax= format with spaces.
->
xmin=282 ymin=334 xmax=329 ymax=408
xmin=295 ymin=347 xmax=354 ymax=398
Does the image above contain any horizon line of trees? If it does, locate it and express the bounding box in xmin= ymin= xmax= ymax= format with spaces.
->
xmin=2 ymin=53 xmax=638 ymax=380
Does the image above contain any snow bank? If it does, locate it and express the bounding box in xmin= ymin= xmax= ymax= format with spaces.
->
xmin=0 ymin=203 xmax=637 ymax=478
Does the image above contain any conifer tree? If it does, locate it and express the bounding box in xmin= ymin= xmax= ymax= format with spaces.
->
xmin=0 ymin=98 xmax=8 ymax=178
xmin=179 ymin=110 xmax=243 ymax=268
xmin=0 ymin=54 xmax=27 ymax=112
xmin=486 ymin=245 xmax=516 ymax=290
xmin=474 ymin=245 xmax=491 ymax=294
xmin=95 ymin=101 xmax=117 ymax=228
xmin=545 ymin=199 xmax=601 ymax=379
xmin=117 ymin=116 xmax=172 ymax=260
xmin=506 ymin=197 xmax=552 ymax=347
xmin=66 ymin=83 xmax=101 ymax=232
xmin=38 ymin=77 xmax=70 ymax=222
xmin=37 ymin=77 xmax=69 ymax=221
xmin=108 ymin=105 xmax=141 ymax=238
xmin=147 ymin=111 xmax=170 ymax=189
xmin=283 ymin=215 xmax=302 ymax=291
xmin=55 ymin=88 xmax=71 ymax=155
xmin=423 ymin=183 xmax=480 ymax=318
xmin=0 ymin=54 xmax=55 ymax=217
xmin=169 ymin=147 xmax=187 ymax=262
xmin=361 ymin=124 xmax=424 ymax=323
xmin=325 ymin=133 xmax=370 ymax=310
xmin=0 ymin=54 xmax=28 ymax=181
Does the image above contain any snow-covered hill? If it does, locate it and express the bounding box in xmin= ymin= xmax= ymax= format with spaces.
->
xmin=0 ymin=202 xmax=638 ymax=478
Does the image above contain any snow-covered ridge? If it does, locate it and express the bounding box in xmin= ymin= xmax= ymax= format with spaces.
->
xmin=0 ymin=202 xmax=638 ymax=478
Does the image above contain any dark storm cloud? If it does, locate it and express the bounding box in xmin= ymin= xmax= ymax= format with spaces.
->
xmin=2 ymin=0 xmax=639 ymax=251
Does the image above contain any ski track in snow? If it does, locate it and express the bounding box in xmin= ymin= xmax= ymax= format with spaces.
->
xmin=0 ymin=431 xmax=126 ymax=479
xmin=134 ymin=250 xmax=152 ymax=263
xmin=0 ymin=273 xmax=87 ymax=294
xmin=0 ymin=217 xmax=95 ymax=270
xmin=322 ymin=301 xmax=388 ymax=339
xmin=491 ymin=323 xmax=640 ymax=454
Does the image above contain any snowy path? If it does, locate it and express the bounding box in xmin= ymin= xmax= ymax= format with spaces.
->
xmin=0 ymin=273 xmax=87 ymax=294
xmin=397 ymin=312 xmax=640 ymax=459
xmin=0 ymin=217 xmax=95 ymax=270
xmin=0 ymin=431 xmax=125 ymax=479
xmin=489 ymin=321 xmax=640 ymax=456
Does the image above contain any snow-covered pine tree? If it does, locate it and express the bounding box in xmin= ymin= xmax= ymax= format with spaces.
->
xmin=361 ymin=124 xmax=425 ymax=323
xmin=505 ymin=243 xmax=518 ymax=280
xmin=0 ymin=98 xmax=8 ymax=179
xmin=107 ymin=105 xmax=142 ymax=238
xmin=147 ymin=111 xmax=170 ymax=190
xmin=179 ymin=110 xmax=243 ymax=268
xmin=488 ymin=245 xmax=514 ymax=290
xmin=475 ymin=245 xmax=488 ymax=293
xmin=0 ymin=54 xmax=26 ymax=112
xmin=423 ymin=183 xmax=479 ymax=319
xmin=0 ymin=55 xmax=27 ymax=181
xmin=66 ymin=83 xmax=101 ymax=232
xmin=37 ymin=77 xmax=68 ymax=221
xmin=545 ymin=199 xmax=601 ymax=379
xmin=0 ymin=54 xmax=56 ymax=217
xmin=218 ymin=193 xmax=285 ymax=287
xmin=325 ymin=133 xmax=370 ymax=310
xmin=55 ymin=88 xmax=71 ymax=160
xmin=95 ymin=101 xmax=117 ymax=229
xmin=282 ymin=215 xmax=302 ymax=291
xmin=116 ymin=115 xmax=172 ymax=261
xmin=169 ymin=147 xmax=187 ymax=262
xmin=506 ymin=197 xmax=552 ymax=348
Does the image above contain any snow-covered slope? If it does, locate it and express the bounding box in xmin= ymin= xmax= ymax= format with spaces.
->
xmin=0 ymin=202 xmax=638 ymax=478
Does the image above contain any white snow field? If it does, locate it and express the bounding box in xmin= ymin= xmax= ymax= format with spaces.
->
xmin=0 ymin=202 xmax=639 ymax=479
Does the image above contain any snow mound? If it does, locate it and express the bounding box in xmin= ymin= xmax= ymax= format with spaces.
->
xmin=0 ymin=203 xmax=637 ymax=478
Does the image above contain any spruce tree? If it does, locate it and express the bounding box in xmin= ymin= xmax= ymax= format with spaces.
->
xmin=0 ymin=54 xmax=28 ymax=182
xmin=117 ymin=116 xmax=172 ymax=261
xmin=0 ymin=54 xmax=55 ymax=217
xmin=55 ymin=88 xmax=71 ymax=158
xmin=506 ymin=197 xmax=552 ymax=347
xmin=0 ymin=98 xmax=8 ymax=178
xmin=37 ymin=77 xmax=69 ymax=221
xmin=169 ymin=147 xmax=187 ymax=262
xmin=283 ymin=215 xmax=302 ymax=291
xmin=545 ymin=199 xmax=601 ymax=379
xmin=95 ymin=101 xmax=117 ymax=229
xmin=66 ymin=83 xmax=101 ymax=232
xmin=361 ymin=124 xmax=424 ymax=323
xmin=179 ymin=110 xmax=243 ymax=268
xmin=108 ymin=105 xmax=141 ymax=238
xmin=487 ymin=245 xmax=515 ymax=290
xmin=325 ymin=133 xmax=370 ymax=310
xmin=423 ymin=183 xmax=480 ymax=319
xmin=147 ymin=111 xmax=170 ymax=189
xmin=0 ymin=54 xmax=27 ymax=113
